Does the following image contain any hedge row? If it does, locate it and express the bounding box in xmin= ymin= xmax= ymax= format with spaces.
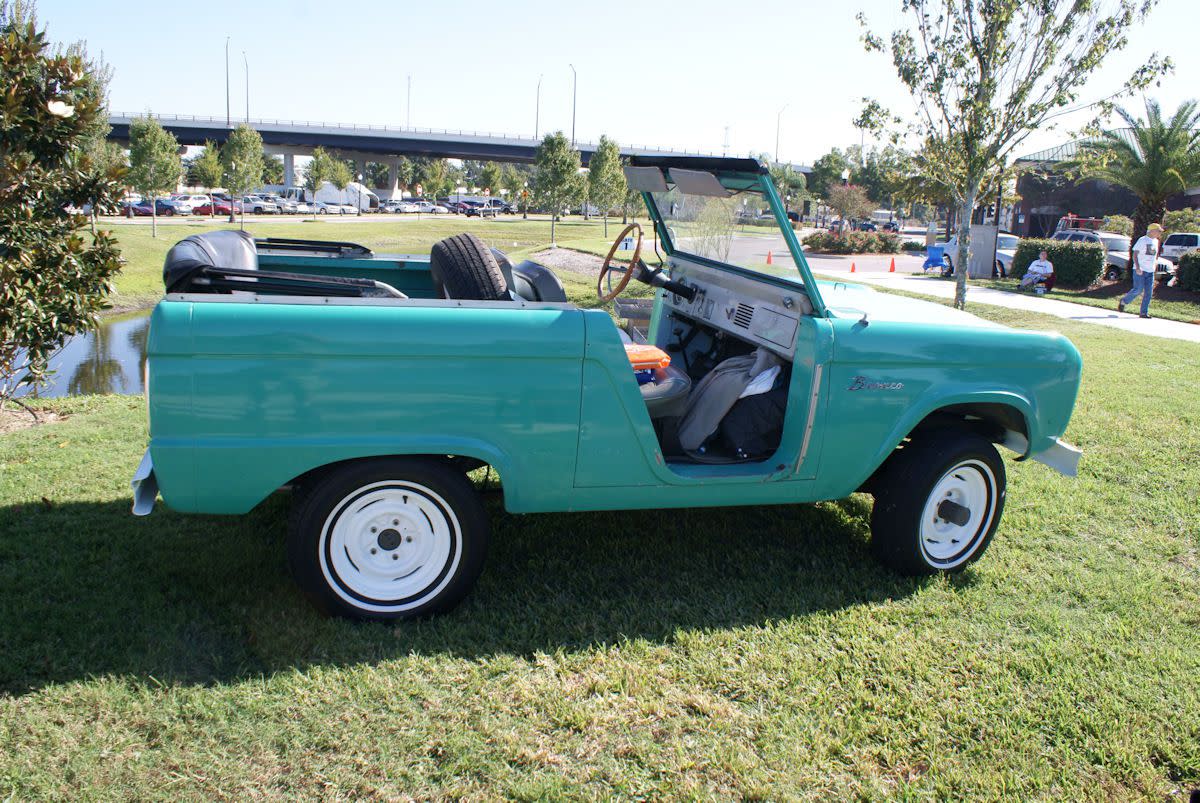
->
xmin=1011 ymin=239 xmax=1105 ymax=289
xmin=802 ymin=230 xmax=902 ymax=254
xmin=1177 ymin=252 xmax=1200 ymax=293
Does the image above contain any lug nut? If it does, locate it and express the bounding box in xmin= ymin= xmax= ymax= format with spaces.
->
xmin=370 ymin=548 xmax=377 ymax=554
xmin=392 ymin=554 xmax=399 ymax=561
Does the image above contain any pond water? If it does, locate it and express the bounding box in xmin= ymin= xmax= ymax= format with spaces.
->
xmin=24 ymin=310 xmax=151 ymax=398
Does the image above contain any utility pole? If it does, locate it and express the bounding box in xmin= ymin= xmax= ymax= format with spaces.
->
xmin=224 ymin=37 xmax=230 ymax=128
xmin=243 ymin=51 xmax=249 ymax=122
xmin=722 ymin=125 xmax=730 ymax=157
xmin=535 ymin=74 xmax=542 ymax=139
xmin=775 ymin=104 xmax=788 ymax=164
xmin=569 ymin=63 xmax=577 ymax=147
xmin=406 ymin=75 xmax=411 ymax=128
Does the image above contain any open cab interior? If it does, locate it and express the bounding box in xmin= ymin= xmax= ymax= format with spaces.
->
xmin=160 ymin=155 xmax=827 ymax=475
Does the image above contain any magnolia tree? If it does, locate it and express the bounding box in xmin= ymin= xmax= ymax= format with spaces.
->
xmin=1 ymin=3 xmax=124 ymax=407
xmin=860 ymin=0 xmax=1170 ymax=308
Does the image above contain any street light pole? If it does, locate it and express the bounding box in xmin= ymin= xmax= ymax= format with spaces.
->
xmin=406 ymin=75 xmax=411 ymax=128
xmin=535 ymin=74 xmax=542 ymax=139
xmin=569 ymin=63 xmax=577 ymax=147
xmin=775 ymin=104 xmax=788 ymax=164
xmin=243 ymin=51 xmax=249 ymax=122
xmin=224 ymin=37 xmax=230 ymax=128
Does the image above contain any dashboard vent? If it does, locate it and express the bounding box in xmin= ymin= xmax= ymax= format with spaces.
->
xmin=732 ymin=303 xmax=755 ymax=328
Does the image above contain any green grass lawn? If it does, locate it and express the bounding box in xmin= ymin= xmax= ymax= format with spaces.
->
xmin=99 ymin=215 xmax=648 ymax=312
xmin=966 ymin=275 xmax=1200 ymax=324
xmin=1 ymin=301 xmax=1197 ymax=798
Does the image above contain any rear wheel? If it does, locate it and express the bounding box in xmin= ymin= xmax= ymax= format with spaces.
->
xmin=288 ymin=458 xmax=489 ymax=620
xmin=870 ymin=429 xmax=1006 ymax=575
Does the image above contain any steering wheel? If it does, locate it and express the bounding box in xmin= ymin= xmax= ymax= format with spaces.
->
xmin=597 ymin=222 xmax=643 ymax=301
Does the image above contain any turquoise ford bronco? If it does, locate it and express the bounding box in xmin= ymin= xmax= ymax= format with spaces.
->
xmin=131 ymin=155 xmax=1082 ymax=620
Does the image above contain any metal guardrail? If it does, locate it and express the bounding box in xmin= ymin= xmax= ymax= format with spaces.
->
xmin=107 ymin=111 xmax=727 ymax=157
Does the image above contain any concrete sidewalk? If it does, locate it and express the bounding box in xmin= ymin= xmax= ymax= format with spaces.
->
xmin=808 ymin=253 xmax=1200 ymax=344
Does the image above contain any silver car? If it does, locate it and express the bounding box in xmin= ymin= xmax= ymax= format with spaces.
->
xmin=1051 ymin=230 xmax=1174 ymax=280
xmin=940 ymin=233 xmax=1020 ymax=277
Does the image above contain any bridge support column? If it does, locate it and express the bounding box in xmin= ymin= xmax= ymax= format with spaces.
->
xmin=283 ymin=153 xmax=295 ymax=188
xmin=388 ymin=161 xmax=400 ymax=198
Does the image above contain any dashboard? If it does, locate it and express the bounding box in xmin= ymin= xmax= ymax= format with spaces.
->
xmin=659 ymin=257 xmax=813 ymax=360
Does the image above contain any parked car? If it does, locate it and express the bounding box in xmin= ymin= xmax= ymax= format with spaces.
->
xmin=857 ymin=220 xmax=878 ymax=232
xmin=242 ymin=195 xmax=281 ymax=214
xmin=464 ymin=200 xmax=498 ymax=218
xmin=191 ymin=198 xmax=243 ymax=216
xmin=263 ymin=194 xmax=300 ymax=214
xmin=414 ymin=200 xmax=450 ymax=214
xmin=314 ymin=201 xmax=357 ymax=215
xmin=882 ymin=221 xmax=900 ymax=233
xmin=1050 ymin=230 xmax=1174 ymax=281
xmin=941 ymin=233 xmax=1020 ymax=278
xmin=379 ymin=199 xmax=405 ymax=213
xmin=173 ymin=194 xmax=210 ymax=213
xmin=132 ymin=155 xmax=1083 ymax=621
xmin=124 ymin=199 xmax=178 ymax=217
xmin=1160 ymin=231 xmax=1200 ymax=264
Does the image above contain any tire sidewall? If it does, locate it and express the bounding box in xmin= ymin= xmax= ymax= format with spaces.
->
xmin=289 ymin=459 xmax=488 ymax=620
xmin=872 ymin=431 xmax=1007 ymax=575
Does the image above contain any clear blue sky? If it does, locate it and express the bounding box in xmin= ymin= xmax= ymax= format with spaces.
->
xmin=37 ymin=0 xmax=1197 ymax=164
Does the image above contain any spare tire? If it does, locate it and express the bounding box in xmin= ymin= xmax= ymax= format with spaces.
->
xmin=429 ymin=233 xmax=509 ymax=300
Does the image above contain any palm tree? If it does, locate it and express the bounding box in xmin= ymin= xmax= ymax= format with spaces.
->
xmin=1078 ymin=99 xmax=1200 ymax=258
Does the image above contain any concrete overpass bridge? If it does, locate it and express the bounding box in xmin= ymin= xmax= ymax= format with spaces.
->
xmin=107 ymin=112 xmax=810 ymax=189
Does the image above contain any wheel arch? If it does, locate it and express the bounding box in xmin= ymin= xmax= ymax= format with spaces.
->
xmin=288 ymin=451 xmax=506 ymax=505
xmin=858 ymin=395 xmax=1031 ymax=493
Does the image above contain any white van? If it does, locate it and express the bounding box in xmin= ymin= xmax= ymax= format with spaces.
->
xmin=1160 ymin=232 xmax=1200 ymax=264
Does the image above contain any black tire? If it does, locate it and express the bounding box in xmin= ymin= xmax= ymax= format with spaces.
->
xmin=288 ymin=458 xmax=489 ymax=621
xmin=429 ymin=232 xmax=509 ymax=300
xmin=994 ymin=260 xmax=1006 ymax=279
xmin=942 ymin=256 xmax=954 ymax=277
xmin=869 ymin=428 xmax=1006 ymax=575
xmin=1105 ymin=266 xmax=1122 ymax=281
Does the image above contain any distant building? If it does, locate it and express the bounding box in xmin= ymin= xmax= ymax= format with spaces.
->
xmin=1012 ymin=131 xmax=1199 ymax=238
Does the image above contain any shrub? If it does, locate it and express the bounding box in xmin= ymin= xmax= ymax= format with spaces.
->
xmin=1177 ymin=252 xmax=1200 ymax=293
xmin=1011 ymin=238 xmax=1104 ymax=289
xmin=902 ymin=240 xmax=927 ymax=252
xmin=802 ymin=230 xmax=901 ymax=254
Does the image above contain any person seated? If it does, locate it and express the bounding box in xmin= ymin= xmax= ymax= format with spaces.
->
xmin=1020 ymin=250 xmax=1055 ymax=291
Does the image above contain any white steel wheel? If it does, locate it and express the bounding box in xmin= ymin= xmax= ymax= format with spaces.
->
xmin=321 ymin=481 xmax=461 ymax=612
xmin=917 ymin=459 xmax=998 ymax=568
xmin=288 ymin=459 xmax=488 ymax=620
xmin=870 ymin=429 xmax=1007 ymax=576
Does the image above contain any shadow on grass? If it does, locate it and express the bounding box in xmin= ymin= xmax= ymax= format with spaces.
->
xmin=0 ymin=491 xmax=945 ymax=695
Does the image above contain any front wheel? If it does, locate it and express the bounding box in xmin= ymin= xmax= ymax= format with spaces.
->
xmin=288 ymin=458 xmax=489 ymax=620
xmin=1105 ymin=266 xmax=1122 ymax=281
xmin=870 ymin=429 xmax=1006 ymax=575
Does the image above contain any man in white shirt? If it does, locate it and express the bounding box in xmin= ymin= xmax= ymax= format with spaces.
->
xmin=1020 ymin=250 xmax=1055 ymax=289
xmin=1119 ymin=223 xmax=1164 ymax=318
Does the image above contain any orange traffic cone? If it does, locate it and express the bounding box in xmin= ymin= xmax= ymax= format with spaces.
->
xmin=766 ymin=250 xmax=773 ymax=265
xmin=889 ymin=257 xmax=896 ymax=273
xmin=850 ymin=262 xmax=856 ymax=273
